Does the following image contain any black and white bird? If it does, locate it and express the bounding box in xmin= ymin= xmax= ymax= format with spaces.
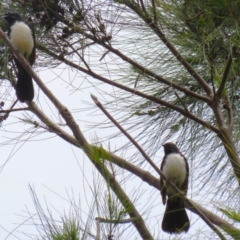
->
xmin=4 ymin=11 xmax=36 ymax=102
xmin=160 ymin=142 xmax=190 ymax=234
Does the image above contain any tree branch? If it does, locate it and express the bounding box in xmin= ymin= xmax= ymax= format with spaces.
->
xmin=96 ymin=217 xmax=138 ymax=224
xmin=151 ymin=0 xmax=158 ymax=24
xmin=0 ymin=107 xmax=30 ymax=113
xmin=216 ymin=47 xmax=237 ymax=98
xmin=226 ymin=97 xmax=234 ymax=131
xmin=139 ymin=0 xmax=148 ymax=15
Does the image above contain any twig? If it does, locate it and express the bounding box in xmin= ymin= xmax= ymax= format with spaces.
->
xmin=226 ymin=97 xmax=234 ymax=131
xmin=174 ymin=91 xmax=188 ymax=112
xmin=99 ymin=50 xmax=110 ymax=61
xmin=0 ymin=107 xmax=30 ymax=113
xmin=217 ymin=46 xmax=237 ymax=98
xmin=210 ymin=68 xmax=216 ymax=97
xmin=139 ymin=0 xmax=148 ymax=15
xmin=151 ymin=0 xmax=158 ymax=24
xmin=96 ymin=217 xmax=137 ymax=224
xmin=134 ymin=73 xmax=140 ymax=88
xmin=96 ymin=217 xmax=100 ymax=240
xmin=0 ymin=100 xmax=19 ymax=122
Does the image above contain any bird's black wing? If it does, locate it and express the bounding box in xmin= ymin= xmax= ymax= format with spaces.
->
xmin=160 ymin=156 xmax=167 ymax=204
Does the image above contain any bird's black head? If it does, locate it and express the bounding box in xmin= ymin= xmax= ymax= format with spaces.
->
xmin=3 ymin=11 xmax=23 ymax=25
xmin=163 ymin=142 xmax=179 ymax=155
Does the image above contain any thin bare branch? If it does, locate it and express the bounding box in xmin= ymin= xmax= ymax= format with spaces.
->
xmin=96 ymin=217 xmax=137 ymax=224
xmin=99 ymin=50 xmax=110 ymax=62
xmin=217 ymin=47 xmax=237 ymax=98
xmin=174 ymin=92 xmax=188 ymax=112
xmin=226 ymin=97 xmax=234 ymax=131
xmin=151 ymin=0 xmax=157 ymax=24
xmin=0 ymin=99 xmax=19 ymax=123
xmin=139 ymin=0 xmax=148 ymax=15
xmin=0 ymin=107 xmax=30 ymax=113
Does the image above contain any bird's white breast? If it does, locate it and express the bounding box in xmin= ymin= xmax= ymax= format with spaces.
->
xmin=162 ymin=153 xmax=187 ymax=195
xmin=10 ymin=21 xmax=34 ymax=59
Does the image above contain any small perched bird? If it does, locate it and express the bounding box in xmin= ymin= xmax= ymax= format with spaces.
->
xmin=4 ymin=11 xmax=36 ymax=102
xmin=160 ymin=142 xmax=190 ymax=234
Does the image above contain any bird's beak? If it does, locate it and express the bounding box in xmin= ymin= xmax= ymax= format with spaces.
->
xmin=3 ymin=12 xmax=10 ymax=19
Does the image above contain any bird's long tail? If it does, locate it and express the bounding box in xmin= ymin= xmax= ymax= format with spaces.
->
xmin=162 ymin=198 xmax=190 ymax=234
xmin=16 ymin=63 xmax=34 ymax=102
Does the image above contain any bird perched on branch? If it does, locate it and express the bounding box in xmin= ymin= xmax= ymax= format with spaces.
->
xmin=4 ymin=11 xmax=36 ymax=102
xmin=160 ymin=142 xmax=190 ymax=234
